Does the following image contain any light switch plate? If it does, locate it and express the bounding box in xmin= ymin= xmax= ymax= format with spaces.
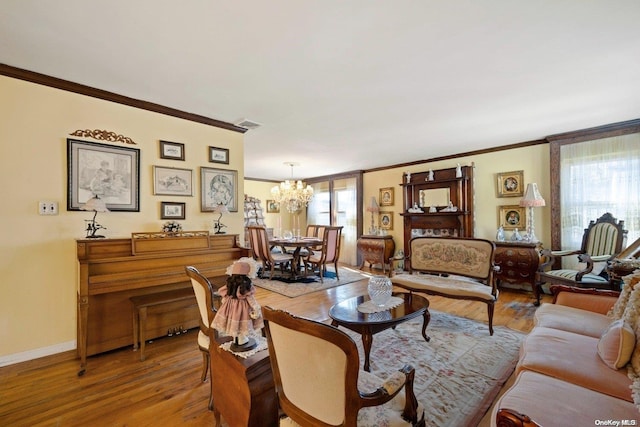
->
xmin=39 ymin=201 xmax=58 ymax=215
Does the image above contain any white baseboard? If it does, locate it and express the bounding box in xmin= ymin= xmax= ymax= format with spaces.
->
xmin=0 ymin=340 xmax=76 ymax=367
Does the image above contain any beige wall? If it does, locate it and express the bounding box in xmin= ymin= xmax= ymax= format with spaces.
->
xmin=0 ymin=76 xmax=245 ymax=364
xmin=363 ymin=145 xmax=551 ymax=250
xmin=0 ymin=74 xmax=550 ymax=365
xmin=244 ymin=179 xmax=306 ymax=238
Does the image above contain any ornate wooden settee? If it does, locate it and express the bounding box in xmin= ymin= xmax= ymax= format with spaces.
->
xmin=389 ymin=237 xmax=498 ymax=335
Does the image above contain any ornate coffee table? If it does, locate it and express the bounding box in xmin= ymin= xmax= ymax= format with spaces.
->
xmin=329 ymin=292 xmax=430 ymax=371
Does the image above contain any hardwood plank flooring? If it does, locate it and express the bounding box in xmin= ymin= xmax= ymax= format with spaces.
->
xmin=0 ymin=268 xmax=551 ymax=426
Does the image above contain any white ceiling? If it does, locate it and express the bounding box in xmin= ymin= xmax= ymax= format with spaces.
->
xmin=2 ymin=1 xmax=639 ymax=181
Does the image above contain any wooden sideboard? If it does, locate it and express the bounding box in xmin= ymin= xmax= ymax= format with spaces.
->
xmin=357 ymin=235 xmax=395 ymax=273
xmin=76 ymin=232 xmax=248 ymax=375
xmin=494 ymin=241 xmax=542 ymax=303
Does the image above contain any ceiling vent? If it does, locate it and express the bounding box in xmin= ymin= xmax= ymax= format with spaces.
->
xmin=234 ymin=118 xmax=261 ymax=130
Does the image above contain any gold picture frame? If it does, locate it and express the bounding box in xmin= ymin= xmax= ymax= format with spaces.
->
xmin=266 ymin=199 xmax=280 ymax=213
xmin=379 ymin=211 xmax=393 ymax=230
xmin=499 ymin=205 xmax=527 ymax=230
xmin=379 ymin=187 xmax=394 ymax=206
xmin=497 ymin=170 xmax=524 ymax=197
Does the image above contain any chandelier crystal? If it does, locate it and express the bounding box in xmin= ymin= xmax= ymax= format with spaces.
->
xmin=271 ymin=162 xmax=314 ymax=213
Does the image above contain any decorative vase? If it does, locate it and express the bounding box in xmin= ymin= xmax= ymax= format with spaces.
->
xmin=368 ymin=275 xmax=392 ymax=307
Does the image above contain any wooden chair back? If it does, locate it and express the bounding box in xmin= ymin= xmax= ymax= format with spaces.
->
xmin=185 ymin=266 xmax=220 ymax=336
xmin=262 ymin=306 xmax=422 ymax=426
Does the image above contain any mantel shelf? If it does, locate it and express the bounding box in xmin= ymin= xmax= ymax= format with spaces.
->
xmin=400 ymin=211 xmax=470 ymax=216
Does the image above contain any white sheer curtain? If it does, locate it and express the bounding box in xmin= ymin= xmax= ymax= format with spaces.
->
xmin=560 ymin=132 xmax=640 ymax=267
xmin=333 ymin=178 xmax=358 ymax=266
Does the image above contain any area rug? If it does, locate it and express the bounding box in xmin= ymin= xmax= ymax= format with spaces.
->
xmin=253 ymin=266 xmax=367 ymax=297
xmin=340 ymin=310 xmax=525 ymax=427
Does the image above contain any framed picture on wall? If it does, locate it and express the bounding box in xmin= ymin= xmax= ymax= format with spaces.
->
xmin=499 ymin=205 xmax=527 ymax=230
xmin=379 ymin=211 xmax=394 ymax=230
xmin=496 ymin=170 xmax=524 ymax=197
xmin=67 ymin=138 xmax=140 ymax=211
xmin=159 ymin=140 xmax=185 ymax=160
xmin=200 ymin=167 xmax=238 ymax=212
xmin=266 ymin=199 xmax=280 ymax=213
xmin=160 ymin=201 xmax=186 ymax=220
xmin=379 ymin=187 xmax=394 ymax=206
xmin=153 ymin=166 xmax=193 ymax=196
xmin=209 ymin=146 xmax=229 ymax=164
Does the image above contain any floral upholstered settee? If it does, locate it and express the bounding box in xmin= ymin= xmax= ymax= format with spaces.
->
xmin=390 ymin=237 xmax=498 ymax=335
xmin=492 ymin=271 xmax=640 ymax=426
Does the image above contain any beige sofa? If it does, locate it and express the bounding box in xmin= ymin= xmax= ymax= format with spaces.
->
xmin=492 ymin=273 xmax=640 ymax=426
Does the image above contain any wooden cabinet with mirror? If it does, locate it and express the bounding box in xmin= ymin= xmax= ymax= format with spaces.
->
xmin=400 ymin=165 xmax=474 ymax=267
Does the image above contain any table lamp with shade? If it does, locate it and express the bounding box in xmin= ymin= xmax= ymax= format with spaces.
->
xmin=212 ymin=203 xmax=229 ymax=234
xmin=519 ymin=183 xmax=546 ymax=243
xmin=212 ymin=258 xmax=263 ymax=352
xmin=81 ymin=195 xmax=109 ymax=238
xmin=366 ymin=196 xmax=380 ymax=235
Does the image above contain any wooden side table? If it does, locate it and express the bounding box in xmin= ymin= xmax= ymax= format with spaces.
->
xmin=210 ymin=337 xmax=278 ymax=427
xmin=494 ymin=241 xmax=542 ymax=304
xmin=357 ymin=235 xmax=395 ymax=273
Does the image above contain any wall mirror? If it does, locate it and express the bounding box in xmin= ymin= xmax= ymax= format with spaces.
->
xmin=419 ymin=188 xmax=449 ymax=207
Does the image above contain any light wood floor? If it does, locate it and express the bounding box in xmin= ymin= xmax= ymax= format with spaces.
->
xmin=0 ymin=268 xmax=551 ymax=426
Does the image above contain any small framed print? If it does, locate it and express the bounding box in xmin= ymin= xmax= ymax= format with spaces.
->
xmin=379 ymin=211 xmax=394 ymax=230
xmin=497 ymin=170 xmax=524 ymax=197
xmin=159 ymin=140 xmax=185 ymax=160
xmin=160 ymin=202 xmax=185 ymax=220
xmin=209 ymin=146 xmax=230 ymax=164
xmin=153 ymin=166 xmax=193 ymax=196
xmin=379 ymin=187 xmax=394 ymax=206
xmin=266 ymin=199 xmax=280 ymax=213
xmin=499 ymin=205 xmax=527 ymax=230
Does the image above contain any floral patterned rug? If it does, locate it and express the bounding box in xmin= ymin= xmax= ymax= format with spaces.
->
xmin=252 ymin=266 xmax=368 ymax=297
xmin=341 ymin=310 xmax=525 ymax=427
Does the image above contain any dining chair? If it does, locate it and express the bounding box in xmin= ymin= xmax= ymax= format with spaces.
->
xmin=304 ymin=225 xmax=343 ymax=282
xmin=247 ymin=225 xmax=294 ymax=279
xmin=185 ymin=265 xmax=222 ymax=411
xmin=262 ymin=306 xmax=425 ymax=426
xmin=537 ymin=212 xmax=627 ymax=292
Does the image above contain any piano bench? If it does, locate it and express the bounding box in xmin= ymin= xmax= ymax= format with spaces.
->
xmin=130 ymin=288 xmax=198 ymax=361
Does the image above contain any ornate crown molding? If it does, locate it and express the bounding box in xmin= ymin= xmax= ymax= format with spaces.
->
xmin=69 ymin=129 xmax=136 ymax=145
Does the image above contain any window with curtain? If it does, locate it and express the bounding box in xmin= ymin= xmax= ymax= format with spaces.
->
xmin=559 ymin=132 xmax=640 ymax=267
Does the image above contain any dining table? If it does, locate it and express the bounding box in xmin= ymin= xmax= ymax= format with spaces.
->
xmin=268 ymin=237 xmax=323 ymax=279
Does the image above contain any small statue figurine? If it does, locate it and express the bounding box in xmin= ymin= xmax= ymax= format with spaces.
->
xmin=212 ymin=259 xmax=263 ymax=352
xmin=429 ymin=206 xmax=437 ymax=213
xmin=440 ymin=201 xmax=458 ymax=212
xmin=511 ymin=228 xmax=523 ymax=242
xmin=408 ymin=203 xmax=424 ymax=213
xmin=427 ymin=169 xmax=435 ymax=181
xmin=496 ymin=225 xmax=505 ymax=242
xmin=406 ymin=172 xmax=411 ymax=183
xmin=456 ymin=163 xmax=462 ymax=178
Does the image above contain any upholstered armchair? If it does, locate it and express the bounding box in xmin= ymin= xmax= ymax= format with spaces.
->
xmin=537 ymin=212 xmax=627 ymax=294
xmin=185 ymin=265 xmax=222 ymax=410
xmin=262 ymin=307 xmax=425 ymax=426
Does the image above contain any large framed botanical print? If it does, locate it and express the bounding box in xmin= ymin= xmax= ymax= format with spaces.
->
xmin=67 ymin=139 xmax=140 ymax=211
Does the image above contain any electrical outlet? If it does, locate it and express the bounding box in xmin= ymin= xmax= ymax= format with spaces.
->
xmin=38 ymin=201 xmax=58 ymax=215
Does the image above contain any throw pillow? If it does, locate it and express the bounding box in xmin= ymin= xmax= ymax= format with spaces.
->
xmin=597 ymin=319 xmax=635 ymax=369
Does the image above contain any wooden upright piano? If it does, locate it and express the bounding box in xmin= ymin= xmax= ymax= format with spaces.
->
xmin=76 ymin=231 xmax=248 ymax=375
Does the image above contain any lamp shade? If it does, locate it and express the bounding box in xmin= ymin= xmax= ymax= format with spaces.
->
xmin=213 ymin=203 xmax=229 ymax=214
xmin=81 ymin=196 xmax=109 ymax=212
xmin=519 ymin=183 xmax=546 ymax=207
xmin=367 ymin=196 xmax=380 ymax=213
